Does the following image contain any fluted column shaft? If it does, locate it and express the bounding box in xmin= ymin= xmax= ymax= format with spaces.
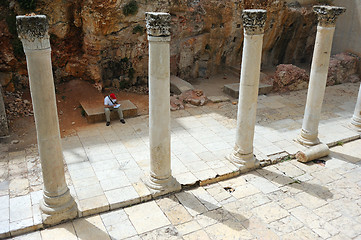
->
xmin=16 ymin=15 xmax=77 ymax=225
xmin=229 ymin=10 xmax=266 ymax=171
xmin=298 ymin=6 xmax=346 ymax=146
xmin=144 ymin=12 xmax=180 ymax=195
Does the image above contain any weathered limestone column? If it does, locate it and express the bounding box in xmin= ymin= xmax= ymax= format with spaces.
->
xmin=228 ymin=10 xmax=267 ymax=171
xmin=297 ymin=6 xmax=346 ymax=146
xmin=350 ymin=83 xmax=361 ymax=131
xmin=0 ymin=84 xmax=9 ymax=137
xmin=144 ymin=12 xmax=181 ymax=195
xmin=16 ymin=15 xmax=77 ymax=225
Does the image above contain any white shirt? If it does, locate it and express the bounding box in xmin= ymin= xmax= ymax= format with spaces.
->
xmin=104 ymin=96 xmax=116 ymax=107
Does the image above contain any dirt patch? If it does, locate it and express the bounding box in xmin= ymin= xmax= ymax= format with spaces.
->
xmin=1 ymin=79 xmax=149 ymax=152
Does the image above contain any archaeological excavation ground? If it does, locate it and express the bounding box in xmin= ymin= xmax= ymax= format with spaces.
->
xmin=0 ymin=0 xmax=361 ymax=239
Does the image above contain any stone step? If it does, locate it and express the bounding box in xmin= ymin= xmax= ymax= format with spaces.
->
xmin=207 ymin=95 xmax=230 ymax=103
xmin=223 ymin=83 xmax=273 ymax=98
xmin=170 ymin=75 xmax=194 ymax=95
xmin=227 ymin=65 xmax=241 ymax=77
xmin=80 ymin=100 xmax=138 ymax=123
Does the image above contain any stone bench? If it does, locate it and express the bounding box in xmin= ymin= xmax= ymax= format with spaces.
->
xmin=223 ymin=83 xmax=273 ymax=98
xmin=170 ymin=75 xmax=194 ymax=94
xmin=80 ymin=100 xmax=138 ymax=123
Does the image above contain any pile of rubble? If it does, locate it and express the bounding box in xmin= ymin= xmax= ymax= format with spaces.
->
xmin=4 ymin=91 xmax=33 ymax=120
xmin=170 ymin=89 xmax=208 ymax=111
xmin=272 ymin=64 xmax=309 ymax=92
xmin=123 ymin=85 xmax=149 ymax=95
xmin=327 ymin=52 xmax=360 ymax=85
xmin=272 ymin=52 xmax=360 ymax=92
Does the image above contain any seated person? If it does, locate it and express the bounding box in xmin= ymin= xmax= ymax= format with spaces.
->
xmin=104 ymin=93 xmax=125 ymax=126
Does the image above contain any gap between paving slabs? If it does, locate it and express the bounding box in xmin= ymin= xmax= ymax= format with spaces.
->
xmin=6 ymin=135 xmax=361 ymax=239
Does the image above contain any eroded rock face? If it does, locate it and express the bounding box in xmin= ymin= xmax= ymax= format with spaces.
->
xmin=0 ymin=0 xmax=345 ymax=92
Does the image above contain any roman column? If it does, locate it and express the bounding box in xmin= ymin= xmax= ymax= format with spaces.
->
xmin=297 ymin=6 xmax=346 ymax=146
xmin=228 ymin=9 xmax=267 ymax=171
xmin=0 ymin=84 xmax=9 ymax=137
xmin=144 ymin=12 xmax=181 ymax=195
xmin=16 ymin=15 xmax=77 ymax=225
xmin=350 ymin=83 xmax=361 ymax=131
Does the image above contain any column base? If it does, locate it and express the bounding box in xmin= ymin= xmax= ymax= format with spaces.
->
xmin=227 ymin=150 xmax=260 ymax=173
xmin=143 ymin=175 xmax=181 ymax=198
xmin=350 ymin=116 xmax=361 ymax=132
xmin=40 ymin=188 xmax=78 ymax=226
xmin=296 ymin=129 xmax=320 ymax=146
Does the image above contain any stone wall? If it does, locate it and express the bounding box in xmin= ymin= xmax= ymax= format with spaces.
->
xmin=332 ymin=0 xmax=361 ymax=74
xmin=0 ymin=0 xmax=319 ymax=90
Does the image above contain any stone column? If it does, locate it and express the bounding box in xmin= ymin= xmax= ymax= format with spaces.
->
xmin=16 ymin=15 xmax=77 ymax=225
xmin=0 ymin=84 xmax=9 ymax=137
xmin=144 ymin=12 xmax=181 ymax=195
xmin=297 ymin=6 xmax=346 ymax=146
xmin=228 ymin=10 xmax=267 ymax=171
xmin=350 ymin=83 xmax=361 ymax=131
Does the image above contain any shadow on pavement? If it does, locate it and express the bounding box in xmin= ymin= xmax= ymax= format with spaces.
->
xmin=257 ymin=168 xmax=333 ymax=200
xmin=173 ymin=191 xmax=250 ymax=230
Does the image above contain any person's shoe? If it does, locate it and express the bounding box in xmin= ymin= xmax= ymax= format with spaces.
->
xmin=120 ymin=119 xmax=125 ymax=124
xmin=106 ymin=122 xmax=110 ymax=126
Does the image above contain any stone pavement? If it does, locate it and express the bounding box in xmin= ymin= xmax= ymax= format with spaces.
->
xmin=1 ymin=82 xmax=361 ymax=238
xmin=6 ymin=139 xmax=361 ymax=240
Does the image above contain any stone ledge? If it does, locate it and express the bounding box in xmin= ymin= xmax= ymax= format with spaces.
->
xmin=223 ymin=83 xmax=273 ymax=98
xmin=170 ymin=75 xmax=194 ymax=95
xmin=207 ymin=95 xmax=230 ymax=103
xmin=80 ymin=100 xmax=138 ymax=123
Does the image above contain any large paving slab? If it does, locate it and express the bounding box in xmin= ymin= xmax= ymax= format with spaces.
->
xmin=1 ymin=82 xmax=361 ymax=238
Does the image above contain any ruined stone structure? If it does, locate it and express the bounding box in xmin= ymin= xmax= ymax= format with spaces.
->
xmin=297 ymin=5 xmax=345 ymax=146
xmin=228 ymin=9 xmax=266 ymax=171
xmin=144 ymin=12 xmax=181 ymax=195
xmin=16 ymin=15 xmax=77 ymax=225
xmin=0 ymin=0 xmax=318 ymax=91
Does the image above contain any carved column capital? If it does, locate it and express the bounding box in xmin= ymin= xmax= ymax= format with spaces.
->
xmin=313 ymin=5 xmax=346 ymax=27
xmin=242 ymin=9 xmax=267 ymax=35
xmin=145 ymin=12 xmax=171 ymax=37
xmin=16 ymin=15 xmax=50 ymax=50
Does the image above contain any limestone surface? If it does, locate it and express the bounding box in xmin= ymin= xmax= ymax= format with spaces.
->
xmin=0 ymin=1 xmax=319 ymax=90
xmin=4 ymin=138 xmax=361 ymax=239
xmin=1 ymin=82 xmax=361 ymax=238
xmin=0 ymin=84 xmax=9 ymax=137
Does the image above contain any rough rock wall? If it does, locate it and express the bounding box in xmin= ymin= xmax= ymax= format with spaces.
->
xmin=0 ymin=0 xmax=318 ymax=91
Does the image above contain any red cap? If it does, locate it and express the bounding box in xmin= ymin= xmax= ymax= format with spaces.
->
xmin=110 ymin=93 xmax=116 ymax=99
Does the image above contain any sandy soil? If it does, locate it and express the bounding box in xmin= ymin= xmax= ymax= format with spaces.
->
xmin=1 ymin=69 xmax=277 ymax=152
xmin=1 ymin=79 xmax=149 ymax=152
